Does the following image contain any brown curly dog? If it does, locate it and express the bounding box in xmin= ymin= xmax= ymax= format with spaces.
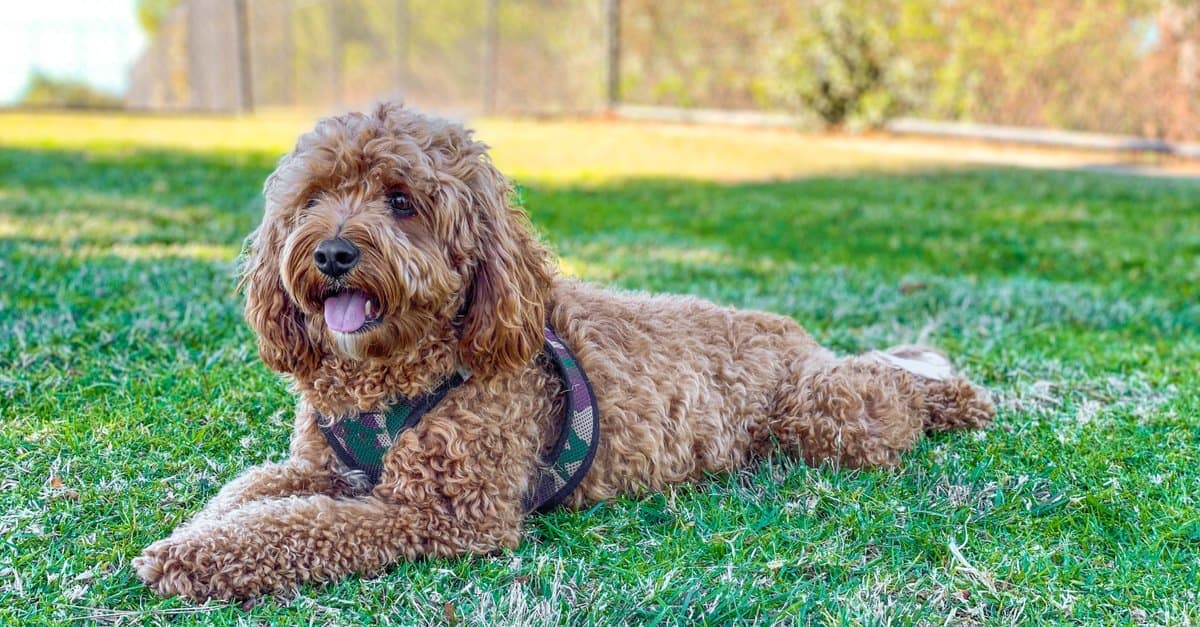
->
xmin=133 ymin=103 xmax=994 ymax=602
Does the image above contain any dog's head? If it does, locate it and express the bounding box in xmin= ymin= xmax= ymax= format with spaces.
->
xmin=241 ymin=104 xmax=554 ymax=382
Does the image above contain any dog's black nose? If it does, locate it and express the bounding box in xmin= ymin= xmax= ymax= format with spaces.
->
xmin=314 ymin=237 xmax=360 ymax=278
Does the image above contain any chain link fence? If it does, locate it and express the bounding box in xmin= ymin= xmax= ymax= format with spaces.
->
xmin=129 ymin=0 xmax=614 ymax=114
xmin=125 ymin=0 xmax=810 ymax=115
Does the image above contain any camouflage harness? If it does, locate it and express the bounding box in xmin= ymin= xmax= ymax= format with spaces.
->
xmin=318 ymin=326 xmax=600 ymax=513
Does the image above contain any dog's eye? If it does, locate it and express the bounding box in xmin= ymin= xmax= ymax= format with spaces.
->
xmin=387 ymin=191 xmax=415 ymax=218
xmin=303 ymin=196 xmax=319 ymax=209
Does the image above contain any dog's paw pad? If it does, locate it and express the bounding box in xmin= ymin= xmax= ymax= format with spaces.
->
xmin=870 ymin=346 xmax=953 ymax=380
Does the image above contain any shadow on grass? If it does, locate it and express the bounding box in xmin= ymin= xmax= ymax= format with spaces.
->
xmin=0 ymin=147 xmax=275 ymax=247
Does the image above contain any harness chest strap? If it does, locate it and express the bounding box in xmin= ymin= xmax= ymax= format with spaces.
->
xmin=318 ymin=326 xmax=600 ymax=513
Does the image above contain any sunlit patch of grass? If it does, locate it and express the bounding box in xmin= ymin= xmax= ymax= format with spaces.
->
xmin=0 ymin=110 xmax=316 ymax=154
xmin=1 ymin=211 xmax=158 ymax=244
xmin=99 ymin=243 xmax=241 ymax=262
xmin=477 ymin=118 xmax=943 ymax=183
xmin=1 ymin=110 xmax=951 ymax=184
xmin=0 ymin=113 xmax=1198 ymax=623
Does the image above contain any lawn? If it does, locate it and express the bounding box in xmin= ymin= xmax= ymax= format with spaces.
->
xmin=1 ymin=111 xmax=1197 ymax=624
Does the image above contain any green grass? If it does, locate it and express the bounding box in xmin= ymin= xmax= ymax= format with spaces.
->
xmin=1 ymin=114 xmax=1198 ymax=625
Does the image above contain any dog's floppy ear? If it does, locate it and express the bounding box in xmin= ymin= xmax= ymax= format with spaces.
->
xmin=239 ymin=163 xmax=321 ymax=377
xmin=457 ymin=159 xmax=555 ymax=379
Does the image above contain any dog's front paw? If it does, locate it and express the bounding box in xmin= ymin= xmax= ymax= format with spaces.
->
xmin=131 ymin=546 xmax=164 ymax=589
xmin=134 ymin=539 xmax=198 ymax=600
xmin=133 ymin=537 xmax=237 ymax=602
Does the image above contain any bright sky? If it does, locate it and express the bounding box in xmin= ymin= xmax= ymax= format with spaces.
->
xmin=0 ymin=0 xmax=146 ymax=104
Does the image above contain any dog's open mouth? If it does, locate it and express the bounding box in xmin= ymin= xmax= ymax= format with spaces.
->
xmin=323 ymin=289 xmax=382 ymax=334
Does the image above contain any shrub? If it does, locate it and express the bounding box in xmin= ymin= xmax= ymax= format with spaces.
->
xmin=769 ymin=0 xmax=922 ymax=129
xmin=18 ymin=71 xmax=125 ymax=110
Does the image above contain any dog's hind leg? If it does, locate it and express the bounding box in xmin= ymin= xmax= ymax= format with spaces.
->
xmin=870 ymin=345 xmax=995 ymax=433
xmin=768 ymin=347 xmax=994 ymax=469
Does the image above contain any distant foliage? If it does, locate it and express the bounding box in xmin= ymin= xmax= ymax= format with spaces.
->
xmin=620 ymin=0 xmax=1198 ymax=137
xmin=925 ymin=0 xmax=1166 ymax=136
xmin=137 ymin=0 xmax=183 ymax=34
xmin=18 ymin=72 xmax=124 ymax=110
xmin=618 ymin=1 xmax=802 ymax=110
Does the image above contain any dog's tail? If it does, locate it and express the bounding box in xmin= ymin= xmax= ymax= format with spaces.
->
xmin=868 ymin=346 xmax=995 ymax=432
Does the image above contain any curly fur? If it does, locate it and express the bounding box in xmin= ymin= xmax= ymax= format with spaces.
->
xmin=134 ymin=103 xmax=995 ymax=602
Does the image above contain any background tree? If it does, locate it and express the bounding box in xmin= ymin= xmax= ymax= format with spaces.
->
xmin=137 ymin=0 xmax=184 ymax=34
xmin=928 ymin=0 xmax=1158 ymax=135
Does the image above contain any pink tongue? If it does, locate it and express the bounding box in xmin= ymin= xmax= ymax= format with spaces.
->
xmin=323 ymin=291 xmax=367 ymax=333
